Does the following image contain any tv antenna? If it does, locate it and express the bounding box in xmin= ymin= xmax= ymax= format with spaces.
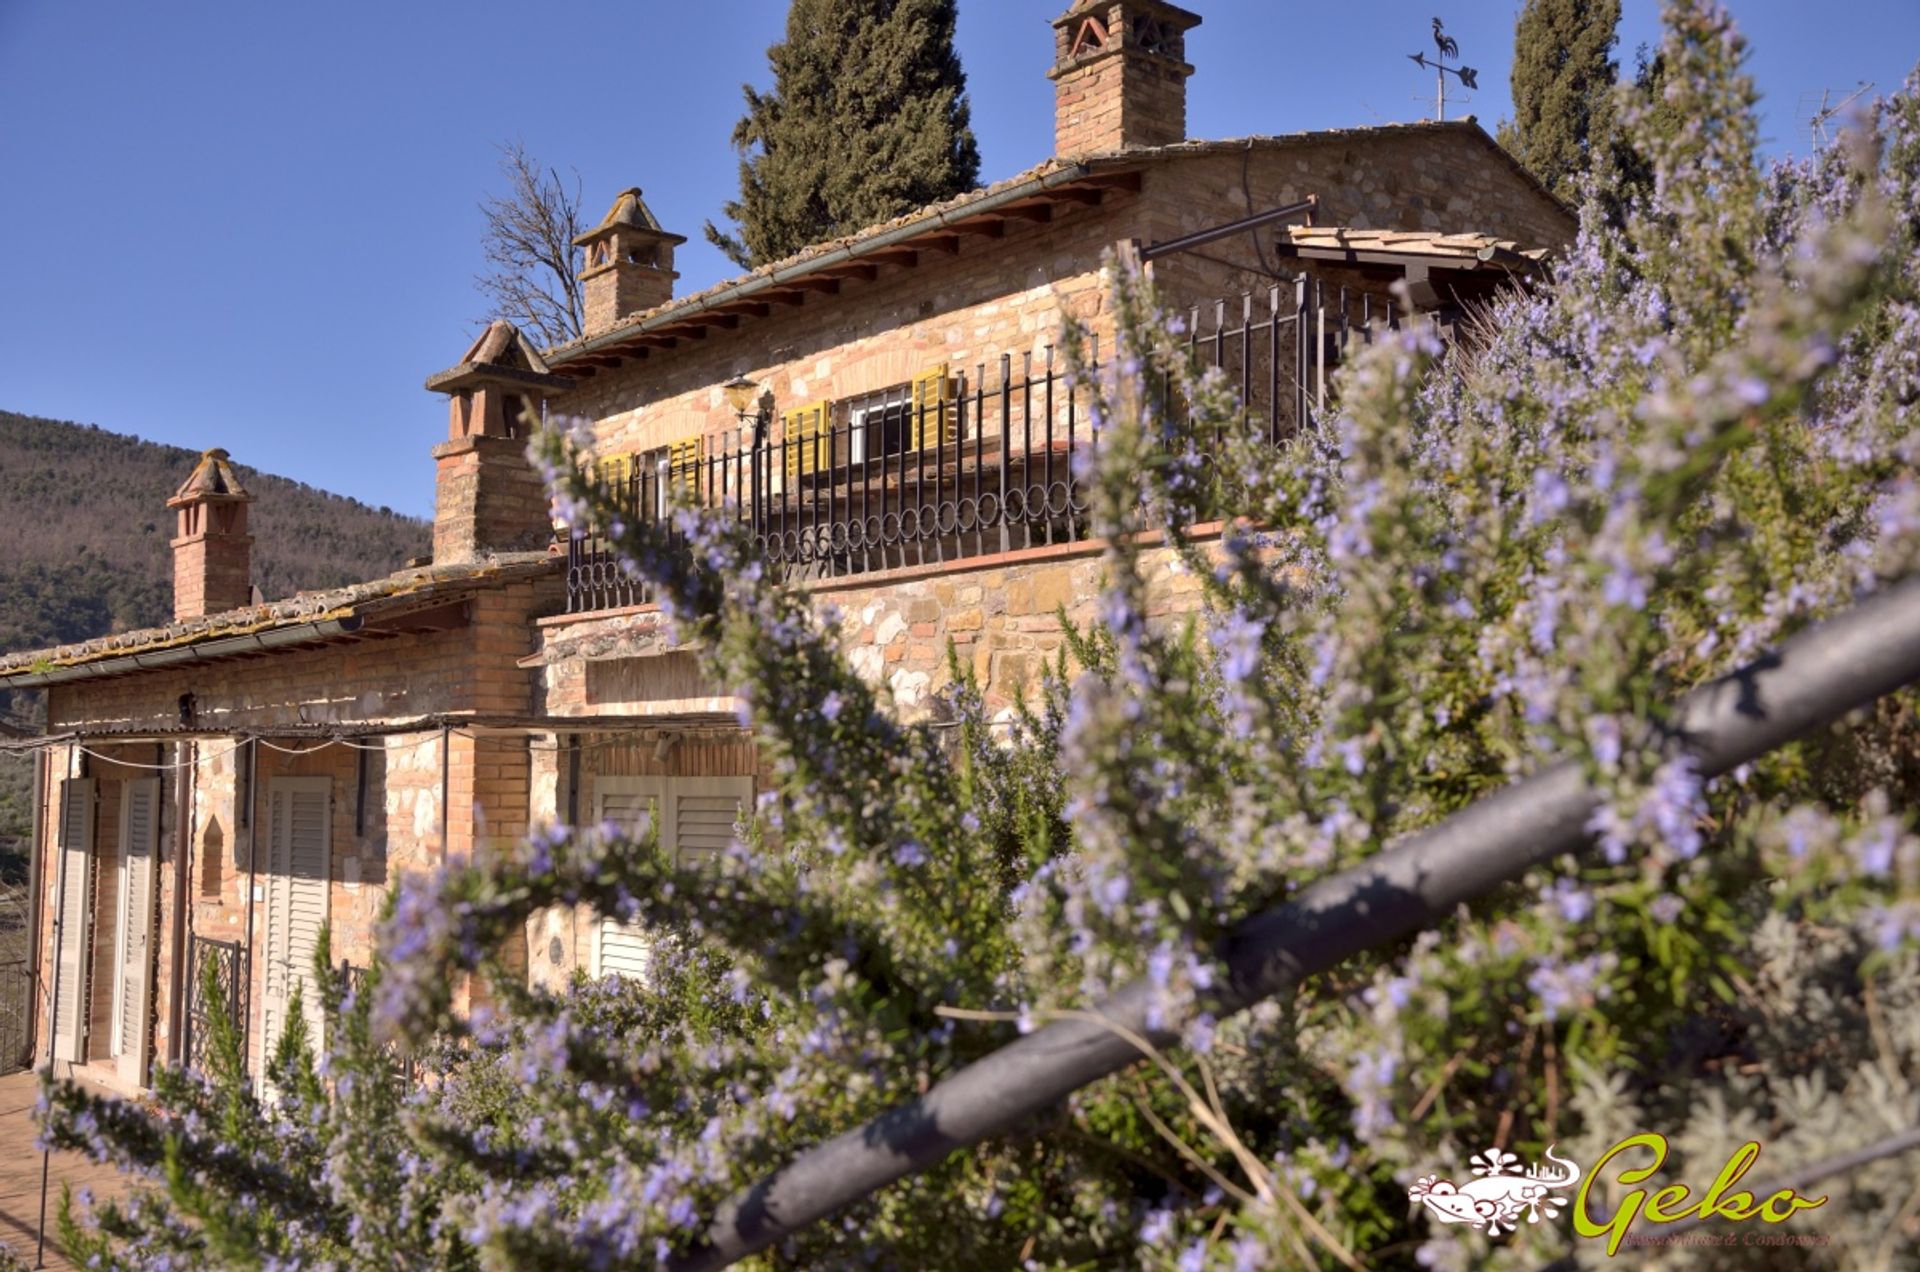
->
xmin=1407 ymin=17 xmax=1477 ymax=120
xmin=1798 ymin=81 xmax=1873 ymax=148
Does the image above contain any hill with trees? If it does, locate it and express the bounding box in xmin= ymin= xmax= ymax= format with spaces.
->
xmin=0 ymin=409 xmax=431 ymax=843
xmin=0 ymin=410 xmax=430 ymax=656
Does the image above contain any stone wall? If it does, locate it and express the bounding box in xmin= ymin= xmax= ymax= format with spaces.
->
xmin=555 ymin=125 xmax=1569 ymax=476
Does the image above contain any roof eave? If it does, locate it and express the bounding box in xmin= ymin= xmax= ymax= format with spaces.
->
xmin=548 ymin=160 xmax=1113 ymax=368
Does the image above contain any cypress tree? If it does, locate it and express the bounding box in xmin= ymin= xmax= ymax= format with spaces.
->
xmin=1497 ymin=0 xmax=1622 ymax=198
xmin=704 ymin=0 xmax=982 ymax=270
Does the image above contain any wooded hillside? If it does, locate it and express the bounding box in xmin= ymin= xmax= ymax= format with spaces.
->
xmin=0 ymin=409 xmax=433 ymax=843
xmin=0 ymin=410 xmax=431 ymax=655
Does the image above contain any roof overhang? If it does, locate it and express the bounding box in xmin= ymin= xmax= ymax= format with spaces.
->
xmin=547 ymin=164 xmax=1144 ymax=380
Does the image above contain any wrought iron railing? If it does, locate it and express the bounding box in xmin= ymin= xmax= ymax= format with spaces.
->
xmin=184 ymin=935 xmax=249 ymax=1080
xmin=565 ymin=281 xmax=1418 ymax=614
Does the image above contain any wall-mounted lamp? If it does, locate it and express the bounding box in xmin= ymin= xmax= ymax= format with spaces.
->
xmin=652 ymin=731 xmax=678 ymax=763
xmin=722 ymin=374 xmax=771 ymax=442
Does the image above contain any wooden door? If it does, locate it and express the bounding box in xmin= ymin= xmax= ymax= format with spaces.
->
xmin=260 ymin=777 xmax=330 ymax=1089
xmin=51 ymin=778 xmax=95 ymax=1064
xmin=111 ymin=778 xmax=159 ymax=1085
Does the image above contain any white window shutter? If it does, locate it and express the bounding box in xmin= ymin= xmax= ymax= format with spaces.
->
xmin=52 ymin=778 xmax=95 ymax=1064
xmin=590 ymin=776 xmax=752 ymax=980
xmin=260 ymin=777 xmax=330 ymax=1093
xmin=113 ymin=778 xmax=159 ymax=1084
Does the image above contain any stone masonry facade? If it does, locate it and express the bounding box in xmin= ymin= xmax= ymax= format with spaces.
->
xmin=13 ymin=0 xmax=1577 ymax=1086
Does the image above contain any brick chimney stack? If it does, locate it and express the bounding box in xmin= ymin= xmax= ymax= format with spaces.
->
xmin=574 ymin=188 xmax=686 ymax=337
xmin=1049 ymin=0 xmax=1202 ymax=157
xmin=168 ymin=449 xmax=254 ymax=621
xmin=424 ymin=320 xmax=575 ymax=564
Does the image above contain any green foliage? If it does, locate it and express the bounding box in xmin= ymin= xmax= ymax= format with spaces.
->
xmin=704 ymin=0 xmax=981 ymax=269
xmin=1496 ymin=0 xmax=1623 ymax=199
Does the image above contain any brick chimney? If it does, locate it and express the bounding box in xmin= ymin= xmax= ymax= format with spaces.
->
xmin=573 ymin=188 xmax=686 ymax=336
xmin=1049 ymin=0 xmax=1202 ymax=156
xmin=168 ymin=449 xmax=254 ymax=621
xmin=424 ymin=321 xmax=576 ymax=564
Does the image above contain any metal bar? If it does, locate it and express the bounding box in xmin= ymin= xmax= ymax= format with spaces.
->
xmin=670 ymin=575 xmax=1920 ymax=1271
xmin=1266 ymin=284 xmax=1280 ymax=444
xmin=1139 ymin=196 xmax=1318 ymax=262
xmin=1021 ymin=352 xmax=1033 ymax=550
xmin=973 ymin=363 xmax=985 ymax=557
xmin=998 ymin=354 xmax=1011 ymax=554
xmin=1043 ymin=346 xmax=1056 ymax=546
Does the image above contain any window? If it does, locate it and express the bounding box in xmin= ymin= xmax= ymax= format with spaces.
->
xmin=849 ymin=387 xmax=913 ymax=463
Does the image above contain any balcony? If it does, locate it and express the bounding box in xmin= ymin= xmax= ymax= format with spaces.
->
xmin=564 ymin=280 xmax=1408 ymax=615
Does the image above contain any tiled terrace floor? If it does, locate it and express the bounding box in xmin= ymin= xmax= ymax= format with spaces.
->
xmin=0 ymin=1069 xmax=129 ymax=1270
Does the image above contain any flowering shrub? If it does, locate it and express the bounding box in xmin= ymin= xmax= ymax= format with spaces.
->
xmin=40 ymin=3 xmax=1920 ymax=1267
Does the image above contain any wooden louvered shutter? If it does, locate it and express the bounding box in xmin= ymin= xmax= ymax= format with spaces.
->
xmin=52 ymin=778 xmax=95 ymax=1064
xmin=911 ymin=365 xmax=954 ymax=451
xmin=593 ymin=779 xmax=661 ymax=982
xmin=668 ymin=435 xmax=705 ymax=506
xmin=113 ymin=778 xmax=159 ymax=1084
xmin=781 ymin=401 xmax=828 ymax=487
xmin=669 ymin=777 xmax=754 ymax=870
xmin=261 ymin=777 xmax=330 ymax=1091
xmin=589 ymin=776 xmax=753 ymax=980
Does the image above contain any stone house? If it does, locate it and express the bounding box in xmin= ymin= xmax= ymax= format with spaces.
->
xmin=0 ymin=0 xmax=1571 ymax=1094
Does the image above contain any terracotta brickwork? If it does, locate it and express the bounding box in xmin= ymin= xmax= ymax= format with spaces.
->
xmin=432 ymin=435 xmax=553 ymax=564
xmin=1048 ymin=0 xmax=1202 ymax=156
xmin=32 ymin=576 xmax=551 ymax=1077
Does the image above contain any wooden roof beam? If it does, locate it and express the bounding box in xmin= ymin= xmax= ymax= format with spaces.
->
xmin=997 ymin=203 xmax=1053 ymax=224
xmin=952 ymin=219 xmax=1006 ymax=238
xmin=789 ymin=276 xmax=841 ymax=294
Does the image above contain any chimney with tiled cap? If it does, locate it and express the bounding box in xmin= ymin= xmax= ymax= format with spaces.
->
xmin=424 ymin=319 xmax=575 ymax=564
xmin=168 ymin=449 xmax=254 ymax=621
xmin=573 ymin=187 xmax=686 ymax=336
xmin=1049 ymin=0 xmax=1202 ymax=156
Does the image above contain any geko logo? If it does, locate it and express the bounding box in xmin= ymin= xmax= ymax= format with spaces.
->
xmin=1410 ymin=1134 xmax=1827 ymax=1255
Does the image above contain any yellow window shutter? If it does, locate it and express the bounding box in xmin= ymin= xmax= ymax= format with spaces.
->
xmin=668 ymin=435 xmax=705 ymax=504
xmin=593 ymin=451 xmax=633 ymax=494
xmin=782 ymin=401 xmax=828 ymax=486
xmin=911 ymin=364 xmax=954 ymax=451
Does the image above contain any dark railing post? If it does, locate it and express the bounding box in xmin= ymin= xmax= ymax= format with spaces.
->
xmin=1294 ymin=275 xmax=1310 ymax=431
xmin=997 ymin=353 xmax=1011 ymax=555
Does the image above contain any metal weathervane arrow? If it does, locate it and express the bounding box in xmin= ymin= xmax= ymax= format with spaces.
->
xmin=1408 ymin=16 xmax=1477 ymax=120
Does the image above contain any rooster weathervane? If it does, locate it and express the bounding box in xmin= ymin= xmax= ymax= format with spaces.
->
xmin=1407 ymin=17 xmax=1477 ymax=120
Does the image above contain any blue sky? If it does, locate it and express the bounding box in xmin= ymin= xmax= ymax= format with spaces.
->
xmin=1 ymin=1 xmax=1912 ymax=519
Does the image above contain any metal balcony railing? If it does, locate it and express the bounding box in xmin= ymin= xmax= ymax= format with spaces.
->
xmin=565 ymin=280 xmax=1423 ymax=615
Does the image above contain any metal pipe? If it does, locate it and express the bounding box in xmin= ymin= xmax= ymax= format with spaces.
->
xmin=671 ymin=574 xmax=1920 ymax=1270
xmin=1139 ymin=197 xmax=1318 ymax=262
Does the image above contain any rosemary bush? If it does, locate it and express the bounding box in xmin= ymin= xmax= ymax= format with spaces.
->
xmin=39 ymin=3 xmax=1920 ymax=1267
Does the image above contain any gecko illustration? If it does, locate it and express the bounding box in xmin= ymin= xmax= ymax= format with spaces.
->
xmin=1408 ymin=1145 xmax=1583 ymax=1237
